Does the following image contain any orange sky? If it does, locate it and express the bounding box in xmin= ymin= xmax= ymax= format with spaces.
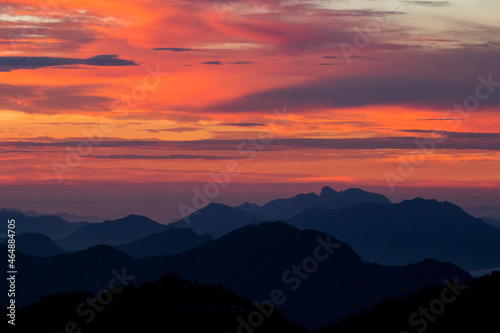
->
xmin=1 ymin=0 xmax=500 ymax=221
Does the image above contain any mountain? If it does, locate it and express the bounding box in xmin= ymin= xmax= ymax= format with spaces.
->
xmin=319 ymin=271 xmax=500 ymax=333
xmin=3 ymin=273 xmax=305 ymax=333
xmin=172 ymin=202 xmax=262 ymax=237
xmin=57 ymin=214 xmax=172 ymax=251
xmin=0 ymin=243 xmax=136 ymax=309
xmin=1 ymin=208 xmax=41 ymax=217
xmin=47 ymin=212 xmax=105 ymax=223
xmin=3 ymin=222 xmax=472 ymax=329
xmin=2 ymin=207 xmax=105 ymax=223
xmin=158 ymin=223 xmax=472 ymax=328
xmin=1 ymin=232 xmax=65 ymax=257
xmin=482 ymin=217 xmax=500 ymax=230
xmin=116 ymin=228 xmax=212 ymax=258
xmin=235 ymin=186 xmax=391 ymax=219
xmin=287 ymin=198 xmax=500 ymax=270
xmin=0 ymin=210 xmax=88 ymax=239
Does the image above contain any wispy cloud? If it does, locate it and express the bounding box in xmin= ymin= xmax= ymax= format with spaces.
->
xmin=90 ymin=154 xmax=243 ymax=160
xmin=6 ymin=136 xmax=500 ymax=151
xmin=201 ymin=61 xmax=222 ymax=65
xmin=153 ymin=47 xmax=193 ymax=52
xmin=0 ymin=55 xmax=138 ymax=72
xmin=400 ymin=130 xmax=500 ymax=138
xmin=142 ymin=127 xmax=202 ymax=133
xmin=0 ymin=84 xmax=112 ymax=113
xmin=218 ymin=122 xmax=265 ymax=127
xmin=403 ymin=1 xmax=452 ymax=7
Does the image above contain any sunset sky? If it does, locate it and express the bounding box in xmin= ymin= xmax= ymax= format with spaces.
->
xmin=1 ymin=0 xmax=500 ymax=222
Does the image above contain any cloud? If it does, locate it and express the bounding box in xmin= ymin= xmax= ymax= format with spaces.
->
xmin=203 ymin=48 xmax=500 ymax=113
xmin=0 ymin=55 xmax=138 ymax=72
xmin=403 ymin=1 xmax=452 ymax=7
xmin=219 ymin=122 xmax=265 ymax=127
xmin=6 ymin=136 xmax=500 ymax=151
xmin=206 ymin=75 xmax=472 ymax=112
xmin=90 ymin=154 xmax=241 ymax=160
xmin=400 ymin=130 xmax=500 ymax=139
xmin=0 ymin=84 xmax=113 ymax=113
xmin=201 ymin=61 xmax=254 ymax=65
xmin=455 ymin=43 xmax=491 ymax=48
xmin=142 ymin=127 xmax=202 ymax=133
xmin=153 ymin=47 xmax=193 ymax=52
xmin=0 ymin=6 xmax=125 ymax=52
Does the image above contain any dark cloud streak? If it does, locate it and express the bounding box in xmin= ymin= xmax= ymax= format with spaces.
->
xmin=0 ymin=55 xmax=138 ymax=72
xmin=90 ymin=154 xmax=242 ymax=160
xmin=153 ymin=47 xmax=193 ymax=52
xmin=5 ymin=136 xmax=500 ymax=151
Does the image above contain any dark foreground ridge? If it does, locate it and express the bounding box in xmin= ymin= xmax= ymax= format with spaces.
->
xmin=1 ymin=273 xmax=306 ymax=333
xmin=319 ymin=271 xmax=500 ymax=333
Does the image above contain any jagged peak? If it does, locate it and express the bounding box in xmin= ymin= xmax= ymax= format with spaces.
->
xmin=320 ymin=186 xmax=337 ymax=197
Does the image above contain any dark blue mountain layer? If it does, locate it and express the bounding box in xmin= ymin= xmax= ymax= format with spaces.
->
xmin=287 ymin=198 xmax=500 ymax=270
xmin=1 ymin=222 xmax=472 ymax=329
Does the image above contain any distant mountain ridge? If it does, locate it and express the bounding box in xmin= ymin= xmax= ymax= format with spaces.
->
xmin=172 ymin=202 xmax=262 ymax=237
xmin=1 ymin=232 xmax=65 ymax=257
xmin=1 ymin=208 xmax=105 ymax=223
xmin=287 ymin=198 xmax=500 ymax=270
xmin=57 ymin=214 xmax=172 ymax=251
xmin=234 ymin=186 xmax=391 ymax=219
xmin=0 ymin=210 xmax=88 ymax=240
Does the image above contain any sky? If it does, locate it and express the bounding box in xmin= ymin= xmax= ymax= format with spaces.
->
xmin=1 ymin=0 xmax=500 ymax=222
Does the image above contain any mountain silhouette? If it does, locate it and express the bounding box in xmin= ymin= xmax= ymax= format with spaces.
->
xmin=2 ymin=207 xmax=105 ymax=222
xmin=2 ymin=222 xmax=472 ymax=329
xmin=235 ymin=186 xmax=391 ymax=219
xmin=173 ymin=202 xmax=262 ymax=237
xmin=116 ymin=228 xmax=212 ymax=257
xmin=287 ymin=198 xmax=500 ymax=270
xmin=2 ymin=273 xmax=306 ymax=333
xmin=0 ymin=210 xmax=88 ymax=239
xmin=1 ymin=232 xmax=65 ymax=257
xmin=319 ymin=271 xmax=500 ymax=333
xmin=57 ymin=215 xmax=172 ymax=251
xmin=159 ymin=222 xmax=472 ymax=328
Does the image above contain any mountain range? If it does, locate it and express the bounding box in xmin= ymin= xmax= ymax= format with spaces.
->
xmin=1 ymin=208 xmax=105 ymax=223
xmin=235 ymin=186 xmax=391 ymax=219
xmin=56 ymin=214 xmax=173 ymax=251
xmin=172 ymin=202 xmax=261 ymax=238
xmin=4 ymin=187 xmax=500 ymax=273
xmin=0 ymin=210 xmax=89 ymax=240
xmin=3 ymin=185 xmax=500 ymax=330
xmin=0 ymin=232 xmax=65 ymax=257
xmin=287 ymin=198 xmax=500 ymax=270
xmin=1 ymin=222 xmax=472 ymax=329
